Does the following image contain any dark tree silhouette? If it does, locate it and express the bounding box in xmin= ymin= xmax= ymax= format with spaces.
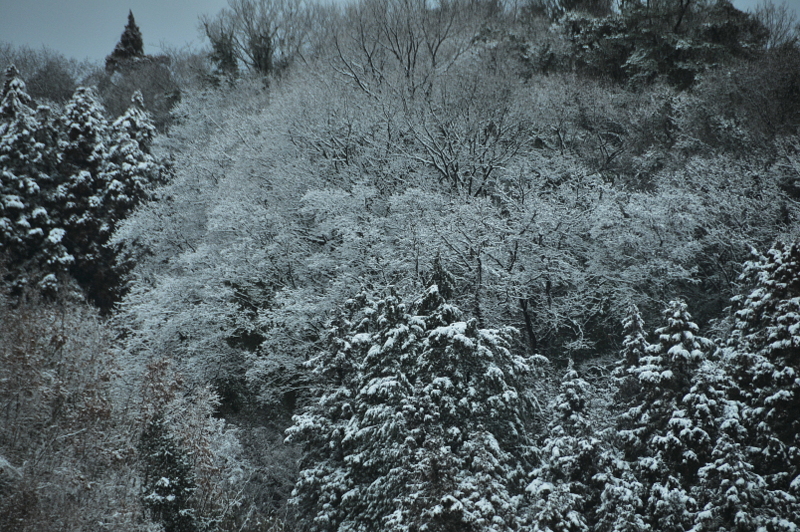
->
xmin=106 ymin=10 xmax=145 ymax=73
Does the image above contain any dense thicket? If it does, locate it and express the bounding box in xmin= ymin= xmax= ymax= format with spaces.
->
xmin=2 ymin=0 xmax=800 ymax=530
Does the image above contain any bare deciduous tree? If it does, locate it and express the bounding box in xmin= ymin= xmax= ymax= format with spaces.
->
xmin=201 ymin=0 xmax=323 ymax=75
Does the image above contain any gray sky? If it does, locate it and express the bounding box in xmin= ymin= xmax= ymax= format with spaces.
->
xmin=0 ymin=0 xmax=798 ymax=63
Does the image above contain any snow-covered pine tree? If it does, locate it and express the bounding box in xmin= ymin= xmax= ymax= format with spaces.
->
xmin=53 ymin=87 xmax=117 ymax=303
xmin=334 ymin=290 xmax=416 ymax=532
xmin=1 ymin=78 xmax=161 ymax=307
xmin=594 ymin=305 xmax=652 ymax=532
xmin=1 ymin=65 xmax=43 ymax=259
xmin=620 ymin=304 xmax=648 ymax=372
xmin=614 ymin=304 xmax=649 ymax=402
xmin=526 ymin=364 xmax=602 ymax=532
xmin=593 ymin=457 xmax=649 ymax=532
xmin=106 ymin=90 xmax=160 ymax=221
xmin=398 ymin=286 xmax=532 ymax=532
xmin=56 ymin=86 xmax=110 ymax=244
xmin=616 ymin=300 xmax=714 ymax=532
xmin=0 ymin=65 xmax=38 ymax=174
xmin=58 ymin=87 xmax=110 ymax=183
xmin=287 ymin=284 xmax=534 ymax=532
xmin=688 ymin=358 xmax=796 ymax=532
xmin=617 ymin=301 xmax=708 ymax=461
xmin=727 ymin=240 xmax=800 ymax=514
xmin=0 ymin=65 xmax=71 ymax=290
xmin=286 ymin=292 xmax=374 ymax=532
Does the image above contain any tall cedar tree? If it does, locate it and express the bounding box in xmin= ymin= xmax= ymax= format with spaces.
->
xmin=106 ymin=10 xmax=145 ymax=73
xmin=0 ymin=66 xmax=60 ymax=277
xmin=688 ymin=359 xmax=794 ymax=531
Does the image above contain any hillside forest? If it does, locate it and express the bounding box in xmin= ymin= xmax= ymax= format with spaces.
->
xmin=2 ymin=0 xmax=800 ymax=530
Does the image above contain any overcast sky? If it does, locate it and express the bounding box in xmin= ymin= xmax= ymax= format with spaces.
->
xmin=0 ymin=0 xmax=231 ymax=62
xmin=0 ymin=0 xmax=798 ymax=63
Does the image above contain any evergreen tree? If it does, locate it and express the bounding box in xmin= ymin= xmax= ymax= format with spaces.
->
xmin=106 ymin=10 xmax=145 ymax=73
xmin=527 ymin=364 xmax=602 ymax=532
xmin=287 ymin=292 xmax=373 ymax=531
xmin=1 ymin=65 xmax=33 ymax=116
xmin=1 ymin=76 xmax=162 ymax=308
xmin=728 ymin=240 xmax=800 ymax=507
xmin=0 ymin=66 xmax=71 ymax=289
xmin=616 ymin=301 xmax=714 ymax=532
xmin=287 ymin=284 xmax=534 ymax=532
xmin=1 ymin=65 xmax=41 ymax=255
xmin=207 ymin=25 xmax=239 ymax=78
xmin=688 ymin=359 xmax=795 ymax=532
xmin=54 ymin=86 xmax=161 ymax=309
xmin=399 ymin=287 xmax=532 ymax=532
xmin=594 ymin=306 xmax=653 ymax=532
xmin=563 ymin=0 xmax=768 ymax=88
xmin=594 ymin=458 xmax=649 ymax=532
xmin=106 ymin=90 xmax=159 ymax=219
xmin=54 ymin=87 xmax=116 ymax=305
xmin=615 ymin=304 xmax=650 ymax=402
xmin=140 ymin=416 xmax=198 ymax=532
xmin=618 ymin=301 xmax=709 ymax=459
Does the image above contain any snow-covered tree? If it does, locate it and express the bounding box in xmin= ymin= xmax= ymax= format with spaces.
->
xmin=0 ymin=65 xmax=71 ymax=289
xmin=593 ymin=457 xmax=649 ymax=532
xmin=51 ymin=87 xmax=124 ymax=308
xmin=106 ymin=90 xmax=160 ymax=219
xmin=1 ymin=66 xmax=43 ymax=259
xmin=0 ymin=288 xmax=156 ymax=531
xmin=728 ymin=240 xmax=800 ymax=505
xmin=614 ymin=304 xmax=649 ymax=402
xmin=688 ymin=359 xmax=796 ymax=532
xmin=619 ymin=304 xmax=648 ymax=371
xmin=526 ymin=364 xmax=603 ymax=532
xmin=0 ymin=65 xmax=38 ymax=172
xmin=615 ymin=300 xmax=715 ymax=531
xmin=140 ymin=416 xmax=198 ymax=532
xmin=618 ymin=301 xmax=710 ymax=456
xmin=287 ymin=284 xmax=534 ymax=532
xmin=0 ymin=71 xmax=162 ymax=308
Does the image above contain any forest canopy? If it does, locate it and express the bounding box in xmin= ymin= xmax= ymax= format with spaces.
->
xmin=2 ymin=0 xmax=800 ymax=530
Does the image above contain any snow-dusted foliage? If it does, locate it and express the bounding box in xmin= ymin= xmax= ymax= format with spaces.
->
xmin=618 ymin=301 xmax=712 ymax=452
xmin=0 ymin=66 xmax=68 ymax=283
xmin=614 ymin=301 xmax=715 ymax=531
xmin=614 ymin=304 xmax=649 ymax=402
xmin=688 ymin=361 xmax=796 ymax=532
xmin=140 ymin=416 xmax=198 ymax=532
xmin=0 ymin=289 xmax=154 ymax=531
xmin=7 ymin=0 xmax=800 ymax=530
xmin=287 ymin=285 xmax=535 ymax=532
xmin=527 ymin=365 xmax=603 ymax=532
xmin=602 ymin=293 xmax=800 ymax=531
xmin=0 ymin=67 xmax=162 ymax=308
xmin=106 ymin=91 xmax=161 ymax=220
xmin=727 ymin=240 xmax=800 ymax=512
xmin=619 ymin=305 xmax=648 ymax=371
